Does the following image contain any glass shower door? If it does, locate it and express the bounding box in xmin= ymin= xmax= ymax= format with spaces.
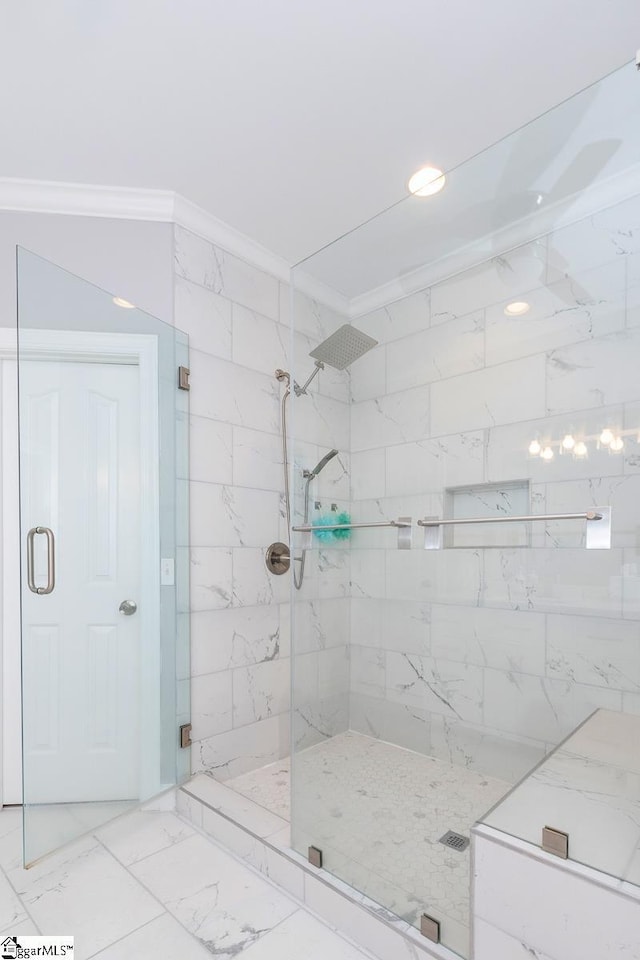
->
xmin=15 ymin=248 xmax=188 ymax=866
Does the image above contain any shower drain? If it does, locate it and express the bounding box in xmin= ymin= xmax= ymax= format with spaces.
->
xmin=439 ymin=830 xmax=470 ymax=852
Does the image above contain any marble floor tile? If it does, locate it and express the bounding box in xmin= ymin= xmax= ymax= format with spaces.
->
xmin=240 ymin=908 xmax=373 ymax=960
xmin=0 ymin=918 xmax=40 ymax=938
xmin=90 ymin=913 xmax=213 ymax=959
xmin=97 ymin=811 xmax=195 ymax=867
xmin=0 ymin=871 xmax=28 ymax=933
xmin=8 ymin=837 xmax=164 ymax=957
xmin=130 ymin=833 xmax=298 ymax=958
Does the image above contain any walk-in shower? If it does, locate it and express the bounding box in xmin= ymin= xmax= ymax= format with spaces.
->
xmin=243 ymin=57 xmax=640 ymax=960
xmin=273 ymin=324 xmax=377 ymax=589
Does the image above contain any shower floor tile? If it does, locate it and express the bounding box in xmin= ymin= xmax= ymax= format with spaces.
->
xmin=226 ymin=731 xmax=510 ymax=955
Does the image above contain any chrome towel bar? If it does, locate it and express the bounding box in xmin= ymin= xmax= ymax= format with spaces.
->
xmin=292 ymin=519 xmax=411 ymax=531
xmin=417 ymin=510 xmax=603 ymax=526
xmin=418 ymin=507 xmax=611 ymax=550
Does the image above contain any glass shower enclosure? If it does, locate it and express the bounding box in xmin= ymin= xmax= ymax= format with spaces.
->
xmin=288 ymin=58 xmax=640 ymax=957
xmin=14 ymin=250 xmax=190 ymax=866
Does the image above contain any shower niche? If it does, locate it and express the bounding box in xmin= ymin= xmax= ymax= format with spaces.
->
xmin=442 ymin=480 xmax=531 ymax=548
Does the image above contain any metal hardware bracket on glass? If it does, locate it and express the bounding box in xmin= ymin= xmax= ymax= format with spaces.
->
xmin=418 ymin=507 xmax=611 ymax=550
xmin=292 ymin=517 xmax=413 ymax=549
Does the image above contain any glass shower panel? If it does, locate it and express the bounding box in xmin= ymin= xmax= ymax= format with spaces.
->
xmin=290 ymin=58 xmax=640 ymax=959
xmin=16 ymin=249 xmax=189 ymax=866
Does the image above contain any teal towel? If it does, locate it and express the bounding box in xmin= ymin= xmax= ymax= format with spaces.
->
xmin=312 ymin=512 xmax=351 ymax=542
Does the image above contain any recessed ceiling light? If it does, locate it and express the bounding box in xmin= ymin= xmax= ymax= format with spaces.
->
xmin=113 ymin=296 xmax=135 ymax=309
xmin=407 ymin=165 xmax=446 ymax=197
xmin=504 ymin=301 xmax=530 ymax=317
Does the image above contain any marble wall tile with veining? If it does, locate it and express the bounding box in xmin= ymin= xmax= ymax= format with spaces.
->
xmin=189 ymin=547 xmax=233 ymax=611
xmin=430 ymin=239 xmax=548 ymax=323
xmin=188 ymin=349 xmax=280 ymax=432
xmin=189 ymin=481 xmax=279 ymax=548
xmin=350 ymin=447 xmax=386 ymax=500
xmin=386 ymin=430 xmax=485 ymax=496
xmin=318 ymin=646 xmax=349 ymax=698
xmin=547 ymin=192 xmax=640 ymax=278
xmin=355 ymin=288 xmax=430 ymax=344
xmin=350 ymin=645 xmax=386 ymax=699
xmin=190 ymin=604 xmax=282 ymax=676
xmin=232 ymin=657 xmax=290 ymax=728
xmin=193 ymin=714 xmax=289 ymax=780
xmin=350 ymin=597 xmax=430 ymax=655
xmin=174 ymin=275 xmax=232 ymax=360
xmin=186 ymin=414 xmax=233 ymax=485
xmin=293 ymin=390 xmax=350 ymax=449
xmin=387 ymin=309 xmax=485 ymax=393
xmin=430 ymin=717 xmax=544 ymax=783
xmin=283 ymin=283 xmax=347 ymax=342
xmin=386 ymin=652 xmax=484 ymax=724
xmin=349 ymin=548 xmax=386 ymax=599
xmin=349 ymin=342 xmax=386 ymax=402
xmin=431 ymin=354 xmax=546 ymax=436
xmin=546 ymin=328 xmax=640 ymax=415
xmin=349 ymin=693 xmax=432 ymax=755
xmin=233 ymin=547 xmax=289 ymax=607
xmin=485 ymin=259 xmax=626 ymax=366
xmin=482 ymin=547 xmax=624 ymax=617
xmin=543 ymin=475 xmax=640 ymax=548
xmin=386 ymin=548 xmax=483 ymax=606
xmin=430 ymin=604 xmax=546 ymax=675
xmin=351 ymin=385 xmax=430 ymax=451
xmin=547 ymin=616 xmax=640 ymax=692
xmin=191 ymin=671 xmax=233 ymax=740
xmin=483 ymin=670 xmax=622 ymax=743
xmin=232 ymin=425 xmax=282 ymax=491
xmin=293 ymin=597 xmax=350 ymax=653
xmin=232 ymin=302 xmax=311 ymax=378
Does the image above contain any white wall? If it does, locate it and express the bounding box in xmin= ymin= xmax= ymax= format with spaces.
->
xmin=348 ymin=192 xmax=640 ymax=782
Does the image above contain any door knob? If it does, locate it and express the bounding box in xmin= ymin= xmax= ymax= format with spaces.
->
xmin=119 ymin=599 xmax=137 ymax=616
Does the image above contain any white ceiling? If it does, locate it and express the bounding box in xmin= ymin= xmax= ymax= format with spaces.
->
xmin=1 ymin=1 xmax=639 ymax=265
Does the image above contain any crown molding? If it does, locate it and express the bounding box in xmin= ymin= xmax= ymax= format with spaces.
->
xmin=0 ymin=177 xmax=350 ymax=316
xmin=2 ymin=169 xmax=638 ymax=323
xmin=348 ymin=163 xmax=640 ymax=318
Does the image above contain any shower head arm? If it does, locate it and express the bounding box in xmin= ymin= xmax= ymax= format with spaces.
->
xmin=293 ymin=360 xmax=324 ymax=397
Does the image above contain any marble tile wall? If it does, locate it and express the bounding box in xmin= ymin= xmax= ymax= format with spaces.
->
xmin=348 ymin=192 xmax=640 ymax=780
xmin=174 ymin=226 xmax=351 ymax=779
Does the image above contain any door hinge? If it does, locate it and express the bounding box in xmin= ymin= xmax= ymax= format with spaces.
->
xmin=178 ymin=366 xmax=191 ymax=391
xmin=179 ymin=723 xmax=192 ymax=748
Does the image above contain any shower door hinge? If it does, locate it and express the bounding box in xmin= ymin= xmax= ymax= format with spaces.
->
xmin=420 ymin=914 xmax=441 ymax=943
xmin=179 ymin=723 xmax=192 ymax=748
xmin=178 ymin=366 xmax=191 ymax=391
xmin=542 ymin=825 xmax=569 ymax=859
xmin=308 ymin=846 xmax=323 ymax=868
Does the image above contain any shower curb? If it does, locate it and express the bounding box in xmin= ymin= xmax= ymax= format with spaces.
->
xmin=176 ymin=778 xmax=461 ymax=960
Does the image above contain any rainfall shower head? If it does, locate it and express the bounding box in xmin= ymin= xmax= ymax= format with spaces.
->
xmin=309 ymin=324 xmax=378 ymax=371
xmin=306 ymin=448 xmax=339 ymax=480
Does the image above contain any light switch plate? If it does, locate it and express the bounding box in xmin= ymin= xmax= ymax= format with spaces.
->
xmin=161 ymin=557 xmax=175 ymax=586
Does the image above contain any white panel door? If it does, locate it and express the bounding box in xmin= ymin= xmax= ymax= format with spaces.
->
xmin=21 ymin=359 xmax=140 ymax=803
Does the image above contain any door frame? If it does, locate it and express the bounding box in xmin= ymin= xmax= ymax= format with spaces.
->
xmin=0 ymin=328 xmax=161 ymax=806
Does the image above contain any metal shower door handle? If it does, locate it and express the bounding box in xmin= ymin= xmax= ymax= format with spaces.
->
xmin=26 ymin=526 xmax=56 ymax=595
